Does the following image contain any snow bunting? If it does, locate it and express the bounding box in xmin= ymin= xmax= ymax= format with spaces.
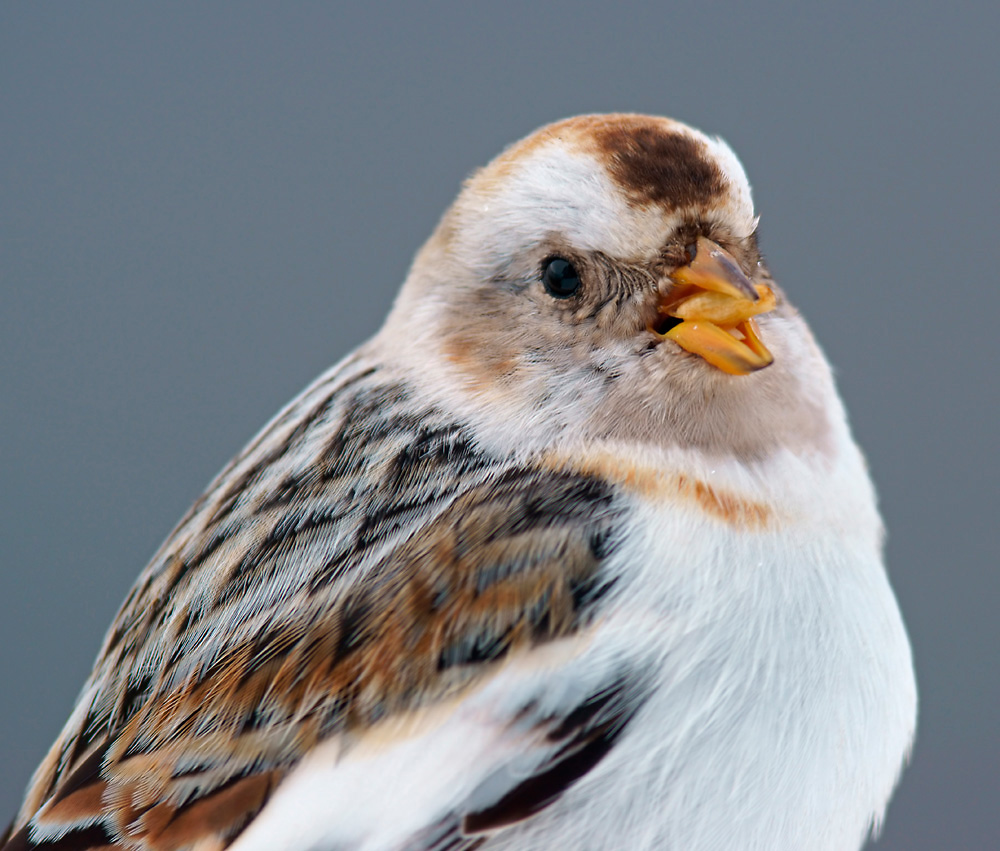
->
xmin=3 ymin=114 xmax=916 ymax=851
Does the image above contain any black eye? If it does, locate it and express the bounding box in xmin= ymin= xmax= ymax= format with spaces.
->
xmin=541 ymin=257 xmax=581 ymax=298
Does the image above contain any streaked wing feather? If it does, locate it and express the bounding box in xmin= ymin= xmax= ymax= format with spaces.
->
xmin=6 ymin=360 xmax=626 ymax=851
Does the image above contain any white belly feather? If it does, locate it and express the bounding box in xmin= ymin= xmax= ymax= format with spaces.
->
xmin=491 ymin=442 xmax=917 ymax=851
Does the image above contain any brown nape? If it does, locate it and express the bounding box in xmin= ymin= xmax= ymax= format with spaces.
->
xmin=580 ymin=115 xmax=726 ymax=210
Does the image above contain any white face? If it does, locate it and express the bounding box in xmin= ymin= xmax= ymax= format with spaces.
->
xmin=383 ymin=115 xmax=838 ymax=463
xmin=452 ymin=115 xmax=758 ymax=276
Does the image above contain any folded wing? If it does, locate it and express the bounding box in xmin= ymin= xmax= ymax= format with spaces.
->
xmin=4 ymin=363 xmax=635 ymax=851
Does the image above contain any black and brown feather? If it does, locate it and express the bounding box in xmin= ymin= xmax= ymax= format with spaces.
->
xmin=6 ymin=357 xmax=626 ymax=851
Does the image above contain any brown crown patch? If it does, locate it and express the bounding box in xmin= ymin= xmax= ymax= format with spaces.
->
xmin=581 ymin=115 xmax=726 ymax=210
xmin=473 ymin=114 xmax=727 ymax=212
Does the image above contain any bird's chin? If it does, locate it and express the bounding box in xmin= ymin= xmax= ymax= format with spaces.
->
xmin=572 ymin=331 xmax=820 ymax=460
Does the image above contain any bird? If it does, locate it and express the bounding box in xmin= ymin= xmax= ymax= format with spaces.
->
xmin=2 ymin=113 xmax=916 ymax=851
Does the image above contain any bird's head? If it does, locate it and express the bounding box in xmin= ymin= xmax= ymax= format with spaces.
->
xmin=383 ymin=114 xmax=838 ymax=462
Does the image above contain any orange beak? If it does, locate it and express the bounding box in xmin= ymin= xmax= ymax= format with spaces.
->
xmin=653 ymin=236 xmax=775 ymax=375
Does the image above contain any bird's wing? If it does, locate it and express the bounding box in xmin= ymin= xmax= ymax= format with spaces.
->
xmin=232 ymin=669 xmax=646 ymax=851
xmin=5 ymin=359 xmax=638 ymax=850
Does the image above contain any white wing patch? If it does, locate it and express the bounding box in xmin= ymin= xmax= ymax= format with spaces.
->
xmin=233 ymin=638 xmax=645 ymax=851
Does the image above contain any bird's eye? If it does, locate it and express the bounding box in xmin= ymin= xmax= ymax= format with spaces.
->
xmin=541 ymin=257 xmax=581 ymax=298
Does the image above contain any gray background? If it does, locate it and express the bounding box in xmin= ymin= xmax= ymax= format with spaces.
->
xmin=2 ymin=2 xmax=997 ymax=847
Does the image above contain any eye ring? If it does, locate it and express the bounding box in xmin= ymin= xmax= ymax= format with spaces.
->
xmin=541 ymin=257 xmax=581 ymax=298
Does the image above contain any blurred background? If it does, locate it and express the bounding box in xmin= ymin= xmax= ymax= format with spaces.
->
xmin=2 ymin=2 xmax=997 ymax=846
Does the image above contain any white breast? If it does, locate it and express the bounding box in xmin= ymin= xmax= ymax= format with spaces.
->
xmin=490 ymin=443 xmax=917 ymax=851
